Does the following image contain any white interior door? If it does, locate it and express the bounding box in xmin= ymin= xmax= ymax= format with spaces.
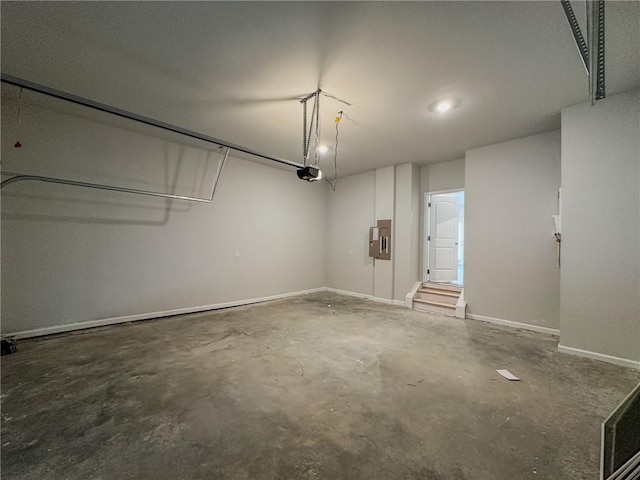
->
xmin=428 ymin=194 xmax=459 ymax=283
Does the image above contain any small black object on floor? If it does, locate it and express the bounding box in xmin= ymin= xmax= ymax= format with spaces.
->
xmin=1 ymin=338 xmax=17 ymax=355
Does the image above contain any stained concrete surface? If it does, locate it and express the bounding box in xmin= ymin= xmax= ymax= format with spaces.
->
xmin=1 ymin=292 xmax=638 ymax=480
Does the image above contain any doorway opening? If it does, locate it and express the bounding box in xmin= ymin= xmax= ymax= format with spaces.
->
xmin=425 ymin=190 xmax=464 ymax=285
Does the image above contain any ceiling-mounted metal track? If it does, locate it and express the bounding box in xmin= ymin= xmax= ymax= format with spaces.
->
xmin=560 ymin=0 xmax=590 ymax=74
xmin=560 ymin=0 xmax=605 ymax=103
xmin=0 ymin=74 xmax=304 ymax=169
xmin=587 ymin=0 xmax=605 ymax=102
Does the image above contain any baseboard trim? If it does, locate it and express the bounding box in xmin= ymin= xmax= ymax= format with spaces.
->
xmin=466 ymin=313 xmax=560 ymax=336
xmin=323 ymin=288 xmax=403 ymax=307
xmin=324 ymin=287 xmax=372 ymax=300
xmin=6 ymin=287 xmax=326 ymax=339
xmin=558 ymin=344 xmax=640 ymax=370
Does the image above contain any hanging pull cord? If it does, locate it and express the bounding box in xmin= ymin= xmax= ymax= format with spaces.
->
xmin=325 ymin=111 xmax=341 ymax=191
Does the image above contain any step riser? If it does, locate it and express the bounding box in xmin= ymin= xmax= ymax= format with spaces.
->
xmin=415 ymin=292 xmax=458 ymax=305
xmin=413 ymin=298 xmax=456 ymax=308
xmin=422 ymin=284 xmax=462 ymax=293
xmin=413 ymin=301 xmax=456 ymax=317
xmin=419 ymin=288 xmax=459 ymax=298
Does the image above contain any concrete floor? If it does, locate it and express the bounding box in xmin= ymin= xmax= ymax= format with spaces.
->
xmin=1 ymin=292 xmax=638 ymax=480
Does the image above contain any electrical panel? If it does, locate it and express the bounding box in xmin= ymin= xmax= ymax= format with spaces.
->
xmin=369 ymin=219 xmax=391 ymax=260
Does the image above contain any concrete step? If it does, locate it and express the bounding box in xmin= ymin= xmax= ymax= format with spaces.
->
xmin=422 ymin=282 xmax=462 ymax=293
xmin=413 ymin=298 xmax=456 ymax=309
xmin=413 ymin=299 xmax=456 ymax=317
xmin=415 ymin=291 xmax=458 ymax=305
xmin=419 ymin=288 xmax=460 ymax=298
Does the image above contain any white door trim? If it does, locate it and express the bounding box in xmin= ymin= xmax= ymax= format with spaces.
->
xmin=426 ymin=187 xmax=465 ymax=196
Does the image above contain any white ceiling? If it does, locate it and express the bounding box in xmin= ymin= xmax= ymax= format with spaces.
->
xmin=2 ymin=1 xmax=639 ymax=177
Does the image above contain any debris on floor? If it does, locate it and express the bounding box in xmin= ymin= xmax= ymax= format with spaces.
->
xmin=497 ymin=417 xmax=511 ymax=427
xmin=496 ymin=369 xmax=520 ymax=381
xmin=1 ymin=338 xmax=17 ymax=356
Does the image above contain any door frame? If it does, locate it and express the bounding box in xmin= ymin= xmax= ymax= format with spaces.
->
xmin=423 ymin=188 xmax=465 ymax=283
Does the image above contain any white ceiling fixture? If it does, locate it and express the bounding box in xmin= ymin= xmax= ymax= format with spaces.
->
xmin=430 ymin=98 xmax=460 ymax=114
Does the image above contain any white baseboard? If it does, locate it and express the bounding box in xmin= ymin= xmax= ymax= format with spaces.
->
xmin=323 ymin=287 xmax=404 ymax=307
xmin=324 ymin=287 xmax=372 ymax=300
xmin=371 ymin=296 xmax=395 ymax=305
xmin=6 ymin=287 xmax=326 ymax=339
xmin=466 ymin=313 xmax=560 ymax=336
xmin=558 ymin=344 xmax=640 ymax=370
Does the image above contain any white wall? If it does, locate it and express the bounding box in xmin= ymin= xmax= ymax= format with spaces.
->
xmin=326 ymin=171 xmax=375 ymax=295
xmin=393 ymin=164 xmax=421 ymax=301
xmin=1 ymin=88 xmax=326 ymax=335
xmin=426 ymin=158 xmax=465 ymax=193
xmin=374 ymin=166 xmax=395 ymax=300
xmin=560 ymin=89 xmax=640 ymax=364
xmin=411 ymin=164 xmax=421 ymax=295
xmin=327 ymin=164 xmax=420 ymax=302
xmin=465 ymin=131 xmax=561 ymax=329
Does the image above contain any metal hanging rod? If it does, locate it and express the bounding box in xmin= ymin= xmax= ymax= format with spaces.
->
xmin=587 ymin=0 xmax=605 ymax=103
xmin=1 ymin=74 xmax=304 ymax=169
xmin=1 ymin=147 xmax=230 ymax=203
xmin=301 ymin=90 xmax=320 ymax=165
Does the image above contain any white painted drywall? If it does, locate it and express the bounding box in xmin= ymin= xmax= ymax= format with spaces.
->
xmin=327 ymin=164 xmax=422 ymax=303
xmin=465 ymin=130 xmax=561 ymax=328
xmin=419 ymin=166 xmax=429 ymax=280
xmin=411 ymin=164 xmax=421 ymax=293
xmin=393 ymin=164 xmax=421 ymax=301
xmin=1 ymin=90 xmax=326 ymax=334
xmin=374 ymin=165 xmax=395 ymax=300
xmin=326 ymin=171 xmax=375 ymax=295
xmin=426 ymin=158 xmax=465 ymax=193
xmin=560 ymin=89 xmax=640 ymax=363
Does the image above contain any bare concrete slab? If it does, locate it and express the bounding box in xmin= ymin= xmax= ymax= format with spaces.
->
xmin=2 ymin=292 xmax=638 ymax=479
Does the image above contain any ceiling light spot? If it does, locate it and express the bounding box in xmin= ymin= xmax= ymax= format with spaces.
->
xmin=436 ymin=101 xmax=453 ymax=113
xmin=430 ymin=98 xmax=460 ymax=114
xmin=318 ymin=145 xmax=330 ymax=154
